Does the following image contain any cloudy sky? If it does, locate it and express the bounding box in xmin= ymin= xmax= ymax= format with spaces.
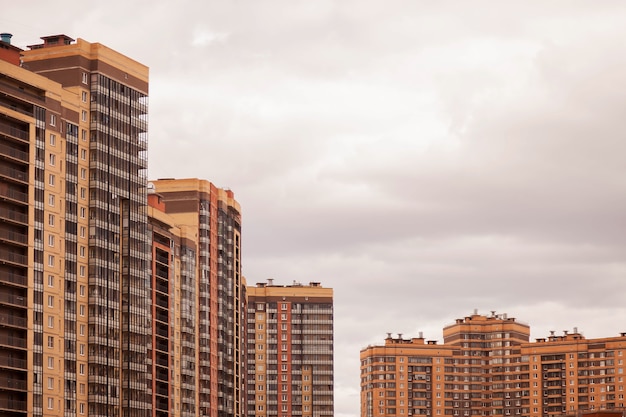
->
xmin=4 ymin=1 xmax=626 ymax=416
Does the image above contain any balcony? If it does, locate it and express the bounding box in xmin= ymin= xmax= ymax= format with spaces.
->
xmin=0 ymin=249 xmax=27 ymax=267
xmin=0 ymin=206 xmax=27 ymax=225
xmin=0 ymin=165 xmax=27 ymax=184
xmin=0 ymin=396 xmax=27 ymax=412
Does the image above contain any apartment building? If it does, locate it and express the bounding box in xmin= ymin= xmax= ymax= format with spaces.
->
xmin=247 ymin=280 xmax=334 ymax=417
xmin=151 ymin=178 xmax=245 ymax=417
xmin=0 ymin=33 xmax=150 ymax=417
xmin=360 ymin=312 xmax=626 ymax=417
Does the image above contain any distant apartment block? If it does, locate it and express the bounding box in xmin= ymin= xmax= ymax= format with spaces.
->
xmin=247 ymin=280 xmax=334 ymax=417
xmin=360 ymin=311 xmax=626 ymax=417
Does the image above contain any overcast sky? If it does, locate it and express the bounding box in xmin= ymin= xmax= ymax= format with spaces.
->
xmin=4 ymin=2 xmax=626 ymax=416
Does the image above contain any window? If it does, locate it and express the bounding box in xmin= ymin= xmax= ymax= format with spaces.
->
xmin=79 ymin=305 xmax=85 ymax=316
xmin=48 ymin=397 xmax=54 ymax=409
xmin=80 ymin=168 xmax=86 ymax=179
xmin=257 ymin=324 xmax=264 ymax=330
xmin=79 ymin=344 xmax=85 ymax=356
xmin=48 ymin=316 xmax=54 ymax=328
xmin=50 ymin=114 xmax=56 ymax=126
xmin=79 ymin=266 xmax=86 ymax=277
xmin=50 ymin=134 xmax=56 ymax=146
xmin=282 ymin=394 xmax=288 ymax=401
xmin=47 ymin=295 xmax=54 ymax=308
xmin=281 ymin=303 xmax=287 ymax=310
xmin=257 ymin=333 xmax=264 ymax=340
xmin=47 ymin=336 xmax=54 ymax=348
xmin=80 ymin=226 xmax=86 ymax=238
xmin=79 ymin=403 xmax=85 ymax=415
xmin=281 ymin=313 xmax=287 ymax=320
xmin=48 ymin=356 xmax=54 ymax=369
xmin=48 ymin=275 xmax=54 ymax=287
xmin=48 ymin=234 xmax=55 ymax=247
xmin=79 ymin=384 xmax=85 ymax=395
xmin=49 ymin=153 xmax=56 ymax=166
xmin=281 ymin=354 xmax=287 ymax=361
xmin=48 ymin=194 xmax=55 ymax=206
xmin=48 ymin=214 xmax=55 ymax=226
xmin=81 ymin=110 xmax=87 ymax=122
xmin=81 ymin=129 xmax=86 ymax=141
xmin=48 ymin=255 xmax=55 ymax=267
xmin=80 ymin=207 xmax=86 ymax=218
xmin=80 ymin=246 xmax=86 ymax=257
xmin=79 ymin=285 xmax=85 ymax=297
xmin=281 ymin=323 xmax=287 ymax=330
xmin=82 ymin=73 xmax=88 ymax=84
xmin=281 ymin=364 xmax=288 ymax=371
xmin=79 ymin=324 xmax=85 ymax=336
xmin=79 ymin=363 xmax=85 ymax=375
xmin=82 ymin=91 xmax=88 ymax=102
xmin=80 ymin=149 xmax=86 ymax=160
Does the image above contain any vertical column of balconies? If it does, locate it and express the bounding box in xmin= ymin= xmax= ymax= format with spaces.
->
xmin=198 ymin=202 xmax=212 ymax=416
xmin=246 ymin=304 xmax=258 ymax=417
xmin=0 ymin=95 xmax=33 ymax=416
xmin=540 ymin=354 xmax=566 ymax=417
xmin=216 ymin=202 xmax=242 ymax=417
xmin=32 ymin=114 xmax=46 ymax=417
xmin=64 ymin=124 xmax=80 ymax=417
xmin=302 ymin=302 xmax=334 ymax=417
xmin=89 ymin=73 xmax=151 ymax=417
xmin=153 ymin=244 xmax=170 ymax=417
xmin=180 ymin=248 xmax=197 ymax=417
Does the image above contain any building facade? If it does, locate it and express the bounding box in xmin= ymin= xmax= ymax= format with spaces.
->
xmin=151 ymin=178 xmax=245 ymax=417
xmin=247 ymin=280 xmax=334 ymax=417
xmin=360 ymin=312 xmax=626 ymax=417
xmin=1 ymin=33 xmax=150 ymax=417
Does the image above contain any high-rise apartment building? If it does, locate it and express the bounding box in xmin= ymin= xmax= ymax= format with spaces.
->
xmin=151 ymin=178 xmax=245 ymax=417
xmin=247 ymin=280 xmax=334 ymax=417
xmin=360 ymin=311 xmax=626 ymax=417
xmin=0 ymin=33 xmax=150 ymax=417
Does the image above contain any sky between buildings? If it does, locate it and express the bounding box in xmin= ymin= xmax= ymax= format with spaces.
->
xmin=3 ymin=2 xmax=626 ymax=417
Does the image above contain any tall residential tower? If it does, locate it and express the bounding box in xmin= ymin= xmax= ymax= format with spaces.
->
xmin=0 ymin=33 xmax=150 ymax=417
xmin=247 ymin=281 xmax=334 ymax=417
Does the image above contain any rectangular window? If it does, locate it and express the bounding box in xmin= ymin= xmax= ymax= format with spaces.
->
xmin=80 ymin=187 xmax=86 ymax=199
xmin=79 ymin=403 xmax=85 ymax=414
xmin=50 ymin=134 xmax=56 ymax=146
xmin=48 ymin=356 xmax=54 ymax=369
xmin=82 ymin=91 xmax=88 ymax=102
xmin=47 ymin=295 xmax=54 ymax=307
xmin=82 ymin=73 xmax=88 ymax=84
xmin=80 ymin=149 xmax=86 ymax=160
xmin=48 ymin=397 xmax=54 ymax=409
xmin=48 ymin=275 xmax=54 ymax=287
xmin=80 ymin=207 xmax=86 ymax=218
xmin=47 ymin=255 xmax=55 ymax=267
xmin=48 ymin=214 xmax=55 ymax=226
xmin=48 ymin=174 xmax=55 ymax=186
xmin=79 ymin=285 xmax=85 ymax=297
xmin=81 ymin=129 xmax=86 ymax=141
xmin=80 ymin=168 xmax=87 ymax=180
xmin=79 ymin=324 xmax=85 ymax=336
xmin=48 ymin=234 xmax=55 ymax=247
xmin=50 ymin=114 xmax=56 ymax=126
xmin=79 ymin=344 xmax=85 ymax=356
xmin=79 ymin=305 xmax=85 ymax=316
xmin=48 ymin=316 xmax=54 ymax=328
xmin=79 ymin=363 xmax=85 ymax=375
xmin=80 ymin=226 xmax=86 ymax=238
xmin=81 ymin=110 xmax=87 ymax=122
xmin=47 ymin=336 xmax=54 ymax=348
xmin=49 ymin=153 xmax=56 ymax=166
xmin=80 ymin=246 xmax=86 ymax=257
xmin=48 ymin=194 xmax=55 ymax=206
xmin=79 ymin=265 xmax=86 ymax=277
